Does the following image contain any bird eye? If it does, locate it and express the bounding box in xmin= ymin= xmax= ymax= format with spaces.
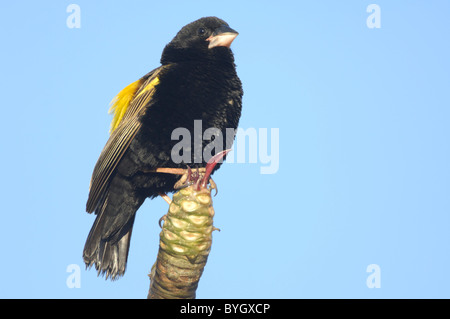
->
xmin=197 ymin=28 xmax=206 ymax=36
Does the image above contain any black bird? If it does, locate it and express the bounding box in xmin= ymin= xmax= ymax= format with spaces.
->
xmin=83 ymin=17 xmax=243 ymax=280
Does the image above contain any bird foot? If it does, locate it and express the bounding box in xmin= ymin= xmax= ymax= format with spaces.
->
xmin=158 ymin=214 xmax=167 ymax=228
xmin=152 ymin=149 xmax=231 ymax=192
xmin=173 ymin=167 xmax=205 ymax=190
xmin=173 ymin=167 xmax=217 ymax=192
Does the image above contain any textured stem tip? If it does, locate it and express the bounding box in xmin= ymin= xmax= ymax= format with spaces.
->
xmin=147 ymin=150 xmax=230 ymax=299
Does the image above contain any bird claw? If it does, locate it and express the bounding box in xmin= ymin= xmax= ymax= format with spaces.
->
xmin=155 ymin=150 xmax=230 ymax=192
xmin=208 ymin=178 xmax=218 ymax=196
xmin=158 ymin=214 xmax=167 ymax=228
xmin=173 ymin=167 xmax=207 ymax=190
xmin=172 ymin=168 xmax=217 ymax=193
xmin=173 ymin=167 xmax=191 ymax=190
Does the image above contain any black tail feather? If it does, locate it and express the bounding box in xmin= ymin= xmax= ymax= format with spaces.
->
xmin=84 ymin=213 xmax=136 ymax=280
xmin=83 ymin=212 xmax=136 ymax=280
xmin=83 ymin=174 xmax=143 ymax=280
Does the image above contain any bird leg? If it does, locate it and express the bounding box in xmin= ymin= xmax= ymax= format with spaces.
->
xmin=144 ymin=150 xmax=230 ymax=193
xmin=174 ymin=166 xmax=193 ymax=190
xmin=155 ymin=151 xmax=230 ymax=229
xmin=143 ymin=166 xmax=217 ymax=191
xmin=198 ymin=150 xmax=230 ymax=191
xmin=173 ymin=166 xmax=200 ymax=190
xmin=149 ymin=167 xmax=203 ymax=175
xmin=158 ymin=192 xmax=172 ymax=205
xmin=171 ymin=167 xmax=220 ymax=193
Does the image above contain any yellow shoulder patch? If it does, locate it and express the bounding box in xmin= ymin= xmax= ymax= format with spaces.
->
xmin=136 ymin=77 xmax=160 ymax=99
xmin=108 ymin=79 xmax=143 ymax=134
xmin=108 ymin=76 xmax=161 ymax=134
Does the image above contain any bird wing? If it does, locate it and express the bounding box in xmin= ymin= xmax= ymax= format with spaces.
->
xmin=86 ymin=66 xmax=164 ymax=213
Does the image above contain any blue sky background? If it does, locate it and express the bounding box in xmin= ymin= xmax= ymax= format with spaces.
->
xmin=1 ymin=1 xmax=449 ymax=298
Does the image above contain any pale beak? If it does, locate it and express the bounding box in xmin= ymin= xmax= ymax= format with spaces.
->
xmin=206 ymin=25 xmax=239 ymax=49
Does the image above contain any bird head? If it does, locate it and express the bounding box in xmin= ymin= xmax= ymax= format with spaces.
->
xmin=161 ymin=17 xmax=239 ymax=64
